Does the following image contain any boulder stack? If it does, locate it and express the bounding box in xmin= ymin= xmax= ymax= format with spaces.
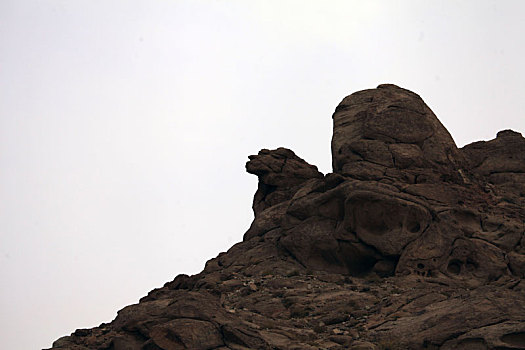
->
xmin=50 ymin=85 xmax=525 ymax=350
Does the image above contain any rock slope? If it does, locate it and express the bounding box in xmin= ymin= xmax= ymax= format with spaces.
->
xmin=50 ymin=84 xmax=525 ymax=350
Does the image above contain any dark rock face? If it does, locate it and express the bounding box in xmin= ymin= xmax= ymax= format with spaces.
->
xmin=50 ymin=85 xmax=525 ymax=350
xmin=331 ymin=84 xmax=463 ymax=182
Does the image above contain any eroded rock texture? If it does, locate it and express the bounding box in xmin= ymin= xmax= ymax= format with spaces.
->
xmin=50 ymin=85 xmax=525 ymax=350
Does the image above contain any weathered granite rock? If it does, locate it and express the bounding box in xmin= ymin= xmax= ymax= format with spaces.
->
xmin=49 ymin=85 xmax=525 ymax=350
xmin=331 ymin=84 xmax=464 ymax=183
xmin=246 ymin=147 xmax=323 ymax=216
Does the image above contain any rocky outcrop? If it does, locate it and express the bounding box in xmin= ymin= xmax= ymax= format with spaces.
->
xmin=462 ymin=129 xmax=525 ymax=209
xmin=50 ymin=85 xmax=525 ymax=350
xmin=331 ymin=84 xmax=464 ymax=183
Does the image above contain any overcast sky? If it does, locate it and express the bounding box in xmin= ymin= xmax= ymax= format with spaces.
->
xmin=1 ymin=1 xmax=524 ymax=349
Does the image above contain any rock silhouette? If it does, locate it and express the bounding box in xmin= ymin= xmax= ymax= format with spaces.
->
xmin=50 ymin=85 xmax=525 ymax=350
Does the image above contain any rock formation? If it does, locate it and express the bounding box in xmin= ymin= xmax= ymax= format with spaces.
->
xmin=50 ymin=84 xmax=525 ymax=350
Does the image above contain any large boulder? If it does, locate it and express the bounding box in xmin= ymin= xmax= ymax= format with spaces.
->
xmin=331 ymin=84 xmax=464 ymax=183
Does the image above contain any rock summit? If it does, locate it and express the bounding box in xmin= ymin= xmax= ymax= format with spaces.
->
xmin=51 ymin=85 xmax=525 ymax=350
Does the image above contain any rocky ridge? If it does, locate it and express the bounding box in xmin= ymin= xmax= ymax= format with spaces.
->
xmin=50 ymin=84 xmax=525 ymax=350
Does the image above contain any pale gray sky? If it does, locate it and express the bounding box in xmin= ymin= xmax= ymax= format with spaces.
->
xmin=1 ymin=1 xmax=524 ymax=349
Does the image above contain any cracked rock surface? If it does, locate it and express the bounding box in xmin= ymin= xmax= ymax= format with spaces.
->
xmin=50 ymin=85 xmax=525 ymax=350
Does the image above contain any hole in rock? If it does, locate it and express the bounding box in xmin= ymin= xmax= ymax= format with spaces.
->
xmin=501 ymin=332 xmax=525 ymax=346
xmin=417 ymin=263 xmax=425 ymax=269
xmin=338 ymin=241 xmax=377 ymax=276
xmin=465 ymin=258 xmax=478 ymax=272
xmin=409 ymin=222 xmax=421 ymax=233
xmin=447 ymin=259 xmax=462 ymax=275
xmin=363 ymin=218 xmax=389 ymax=235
